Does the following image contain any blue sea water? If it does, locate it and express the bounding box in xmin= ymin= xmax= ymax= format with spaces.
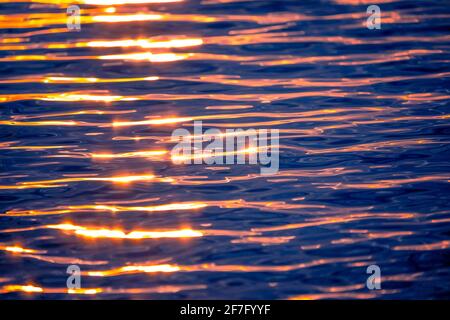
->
xmin=0 ymin=0 xmax=449 ymax=299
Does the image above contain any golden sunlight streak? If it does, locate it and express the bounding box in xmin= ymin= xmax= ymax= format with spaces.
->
xmin=47 ymin=223 xmax=203 ymax=239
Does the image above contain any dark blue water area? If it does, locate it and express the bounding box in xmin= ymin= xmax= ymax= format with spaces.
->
xmin=0 ymin=0 xmax=449 ymax=299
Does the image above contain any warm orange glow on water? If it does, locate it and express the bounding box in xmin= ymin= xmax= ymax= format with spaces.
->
xmin=0 ymin=245 xmax=44 ymax=254
xmin=108 ymin=108 xmax=378 ymax=129
xmin=91 ymin=14 xmax=163 ymax=23
xmin=87 ymin=264 xmax=181 ymax=276
xmin=0 ymin=75 xmax=159 ymax=84
xmin=332 ymin=0 xmax=403 ymax=4
xmin=0 ymin=174 xmax=177 ymax=190
xmin=4 ymin=199 xmax=323 ymax=216
xmin=112 ymin=117 xmax=193 ymax=127
xmin=84 ymin=0 xmax=183 ymax=4
xmin=0 ymin=283 xmax=205 ymax=295
xmin=86 ymin=256 xmax=367 ymax=277
xmin=91 ymin=150 xmax=168 ymax=159
xmin=231 ymin=236 xmax=295 ymax=245
xmin=0 ymin=92 xmax=139 ymax=103
xmin=41 ymin=93 xmax=138 ymax=102
xmin=289 ymin=292 xmax=378 ymax=300
xmin=393 ymin=240 xmax=450 ymax=251
xmin=47 ymin=223 xmax=203 ymax=239
xmin=0 ymin=243 xmax=107 ymax=265
xmin=4 ymin=145 xmax=72 ymax=150
xmin=303 ymin=138 xmax=440 ymax=155
xmin=0 ymin=120 xmax=81 ymax=127
xmin=76 ymin=202 xmax=207 ymax=212
xmin=92 ymin=175 xmax=157 ymax=183
xmin=1 ymin=285 xmax=43 ymax=293
xmin=0 ymin=281 xmax=205 ymax=295
xmin=0 ymin=40 xmax=443 ymax=69
xmin=251 ymin=212 xmax=416 ymax=233
xmin=331 ymin=231 xmax=414 ymax=245
xmin=99 ymin=52 xmax=191 ymax=62
xmin=75 ymin=228 xmax=202 ymax=239
xmin=7 ymin=109 xmax=134 ymax=121
xmin=46 ymin=76 xmax=159 ymax=83
xmin=5 ymin=201 xmax=207 ymax=216
xmin=2 ymin=38 xmax=202 ymax=51
xmin=0 ymin=0 xmax=182 ymax=5
xmin=0 ymin=168 xmax=351 ymax=190
xmin=206 ymin=105 xmax=253 ymax=110
xmin=87 ymin=38 xmax=203 ymax=49
xmin=316 ymin=175 xmax=450 ymax=190
xmin=67 ymin=288 xmax=102 ymax=295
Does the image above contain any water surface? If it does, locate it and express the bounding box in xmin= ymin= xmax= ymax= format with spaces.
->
xmin=0 ymin=0 xmax=449 ymax=299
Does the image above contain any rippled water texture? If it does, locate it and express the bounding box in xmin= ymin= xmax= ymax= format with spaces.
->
xmin=0 ymin=0 xmax=449 ymax=299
